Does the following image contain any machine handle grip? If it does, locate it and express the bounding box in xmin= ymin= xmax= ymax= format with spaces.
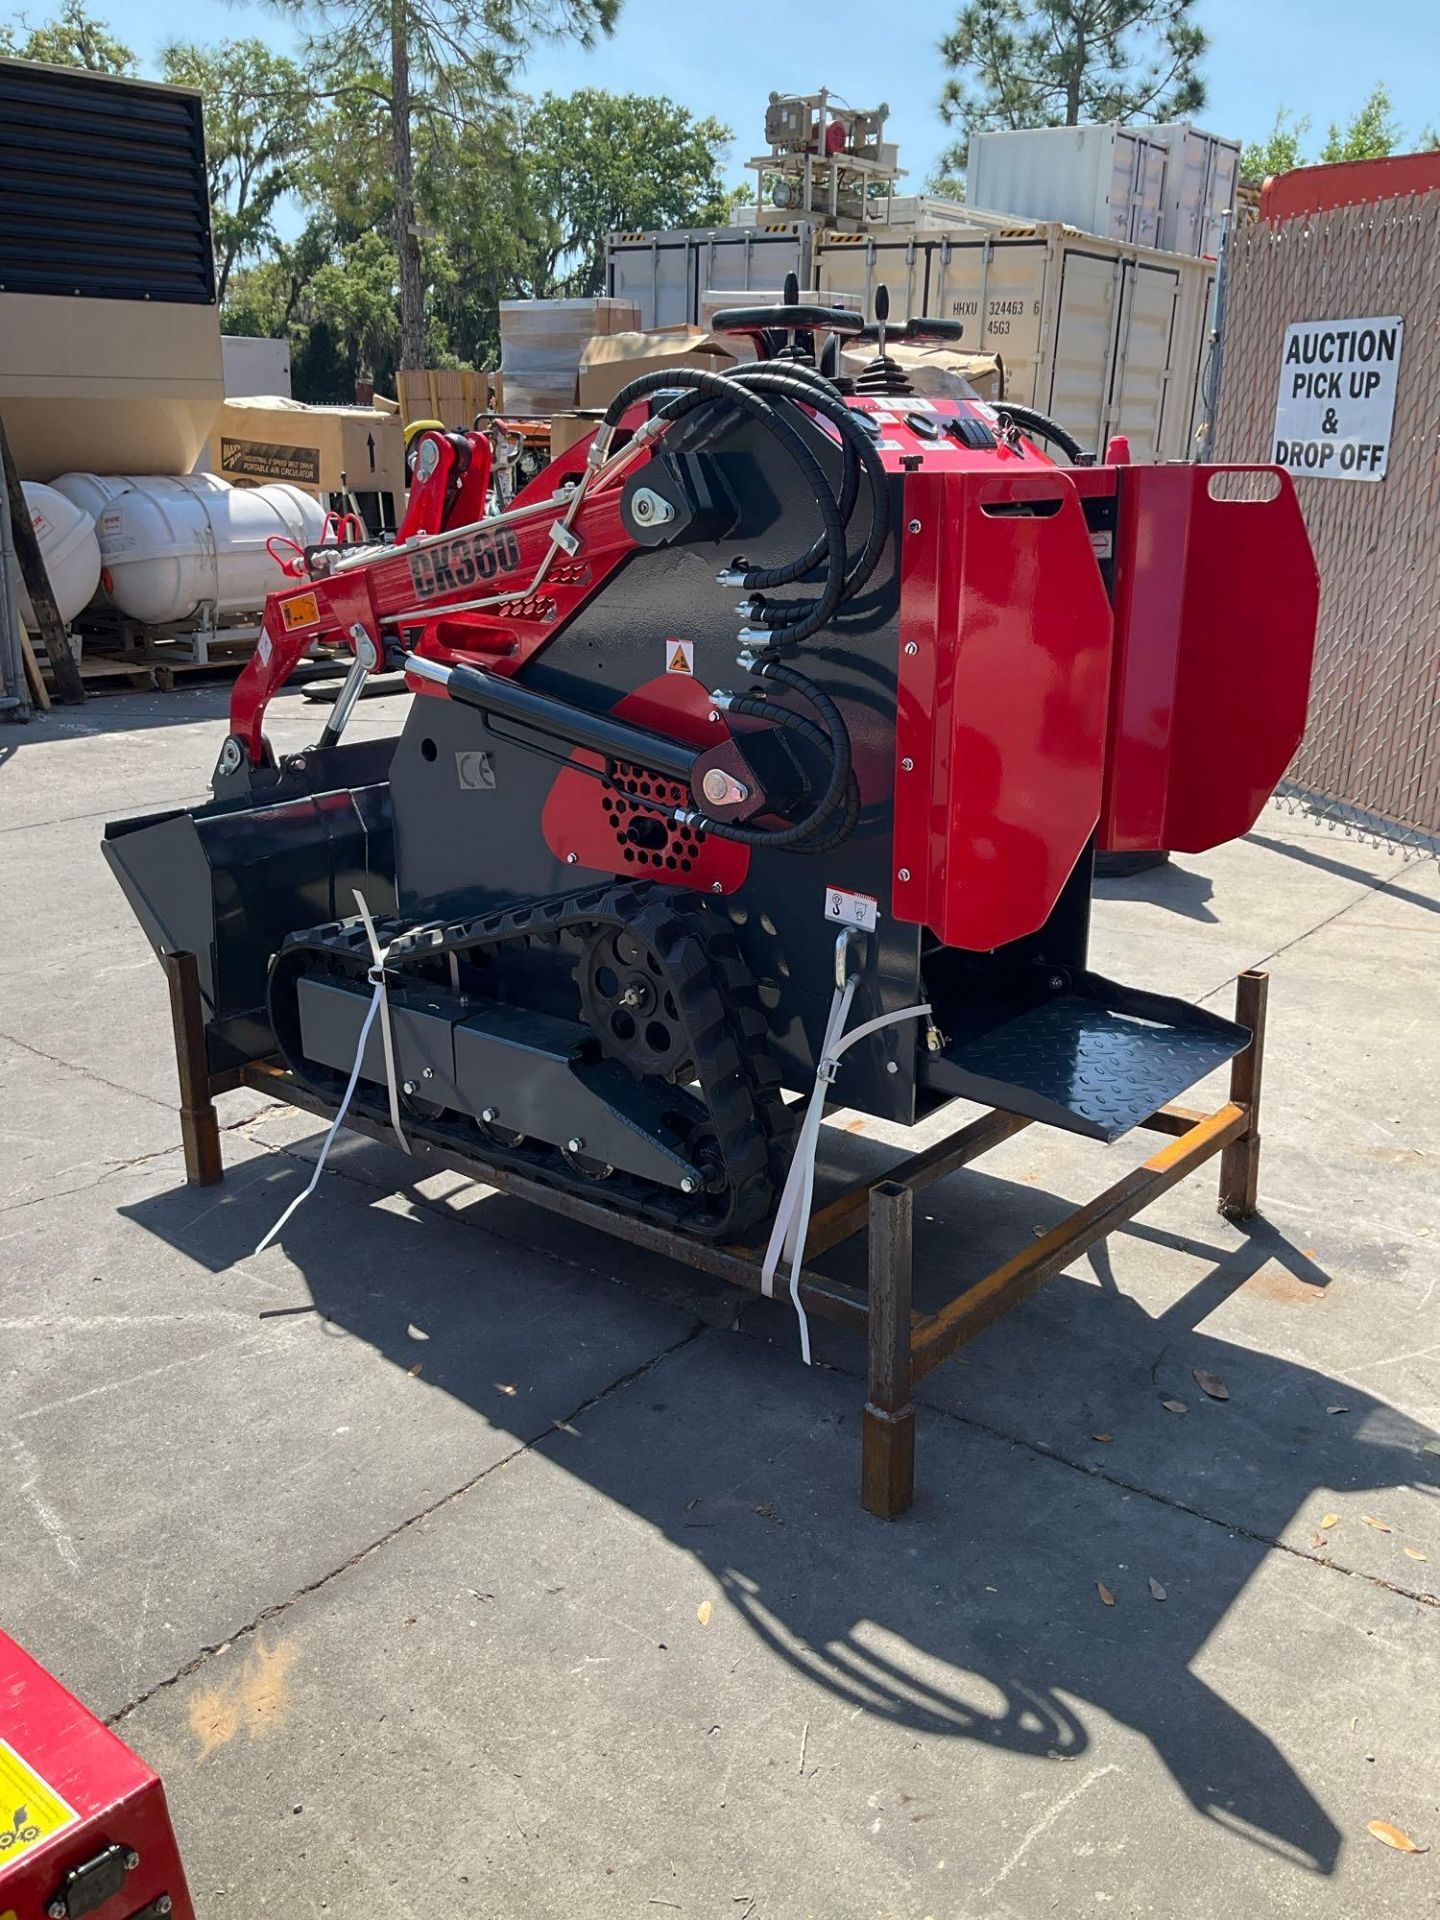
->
xmin=855 ymin=316 xmax=966 ymax=345
xmin=903 ymin=316 xmax=965 ymax=343
xmin=709 ymin=304 xmax=864 ymax=338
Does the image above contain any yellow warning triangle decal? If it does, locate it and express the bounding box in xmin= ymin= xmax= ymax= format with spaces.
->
xmin=669 ymin=644 xmax=691 ymax=672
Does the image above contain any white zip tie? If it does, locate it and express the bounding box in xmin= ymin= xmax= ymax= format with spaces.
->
xmin=254 ymin=890 xmax=410 ymax=1255
xmin=761 ymin=981 xmax=931 ymax=1365
xmin=353 ymin=892 xmax=412 ymax=1156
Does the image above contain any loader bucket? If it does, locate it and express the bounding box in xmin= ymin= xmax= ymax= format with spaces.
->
xmin=103 ymin=738 xmax=395 ymax=1076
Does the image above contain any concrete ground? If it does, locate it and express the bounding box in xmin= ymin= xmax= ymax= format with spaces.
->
xmin=2 ymin=681 xmax=1438 ymax=1920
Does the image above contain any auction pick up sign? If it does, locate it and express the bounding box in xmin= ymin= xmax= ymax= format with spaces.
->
xmin=1273 ymin=315 xmax=1403 ymax=480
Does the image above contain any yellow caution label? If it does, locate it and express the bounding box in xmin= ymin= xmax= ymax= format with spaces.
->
xmin=666 ymin=639 xmax=694 ymax=675
xmin=280 ymin=590 xmax=321 ymax=631
xmin=0 ymin=1738 xmax=79 ymax=1866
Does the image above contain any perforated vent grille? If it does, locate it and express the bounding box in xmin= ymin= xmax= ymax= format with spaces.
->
xmin=0 ymin=58 xmax=214 ymax=304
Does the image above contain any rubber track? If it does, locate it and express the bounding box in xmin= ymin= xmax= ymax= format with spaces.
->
xmin=268 ymin=881 xmax=788 ymax=1240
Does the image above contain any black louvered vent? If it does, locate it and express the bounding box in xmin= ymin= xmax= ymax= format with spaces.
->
xmin=0 ymin=58 xmax=215 ymax=304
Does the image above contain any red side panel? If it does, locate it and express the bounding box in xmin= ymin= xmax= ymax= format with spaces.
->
xmin=893 ymin=467 xmax=1114 ymax=951
xmin=1099 ymin=465 xmax=1319 ymax=854
xmin=0 ymin=1629 xmax=195 ymax=1917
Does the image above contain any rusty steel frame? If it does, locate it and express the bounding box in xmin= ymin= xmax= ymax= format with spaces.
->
xmin=161 ymin=951 xmax=1269 ymax=1519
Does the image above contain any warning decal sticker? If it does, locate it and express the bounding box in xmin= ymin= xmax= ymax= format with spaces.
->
xmin=0 ymin=1738 xmax=79 ymax=1866
xmin=665 ymin=639 xmax=694 ymax=675
xmin=280 ymin=591 xmax=321 ymax=631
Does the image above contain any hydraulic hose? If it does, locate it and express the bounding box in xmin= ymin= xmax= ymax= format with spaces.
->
xmin=601 ymin=366 xmax=847 ymax=645
xmin=682 ymin=660 xmax=853 ymax=852
xmin=995 ymin=403 xmax=1092 ymax=466
xmin=596 ymin=365 xmax=873 ymax=849
xmin=721 ymin=368 xmax=890 ymax=622
xmin=658 ymin=363 xmax=890 ymax=629
xmin=712 ymin=364 xmax=861 ymax=583
xmin=721 ymin=687 xmax=861 ymax=853
xmin=642 ymin=367 xmax=855 ymax=621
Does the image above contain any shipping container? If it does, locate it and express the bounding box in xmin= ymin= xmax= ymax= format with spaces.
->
xmin=858 ymin=195 xmax=974 ymax=231
xmin=221 ymin=335 xmax=291 ymax=398
xmin=816 ymin=224 xmax=1213 ymax=463
xmin=1132 ymin=122 xmax=1240 ymax=257
xmin=606 ymin=225 xmax=814 ymax=329
xmin=967 ymin=125 xmax=1169 ymax=250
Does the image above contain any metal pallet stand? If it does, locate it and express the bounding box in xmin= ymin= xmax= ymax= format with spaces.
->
xmin=161 ymin=952 xmax=1267 ymax=1518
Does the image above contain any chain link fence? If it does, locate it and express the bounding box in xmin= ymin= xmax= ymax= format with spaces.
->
xmin=1213 ymin=193 xmax=1440 ymax=856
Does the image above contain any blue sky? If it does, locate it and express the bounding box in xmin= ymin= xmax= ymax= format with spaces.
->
xmin=23 ymin=0 xmax=1439 ymax=187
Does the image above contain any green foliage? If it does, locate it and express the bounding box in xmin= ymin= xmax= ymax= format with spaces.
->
xmin=938 ymin=0 xmax=1207 ymax=172
xmin=516 ymin=89 xmax=733 ymax=297
xmin=927 ymin=165 xmax=968 ymax=199
xmin=309 ymin=230 xmax=401 ymax=371
xmin=1241 ymin=109 xmax=1309 ymax=183
xmin=161 ymin=40 xmax=316 ymax=303
xmin=0 ymin=0 xmax=135 ymax=71
xmin=1320 ymin=83 xmax=1400 ymax=164
xmin=1241 ymin=86 xmax=1402 ymax=183
xmin=259 ymin=0 xmax=622 ymax=366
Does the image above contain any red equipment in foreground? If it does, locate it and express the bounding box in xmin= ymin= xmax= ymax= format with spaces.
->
xmin=103 ymin=285 xmax=1322 ymax=1510
xmin=0 ymin=1631 xmax=193 ymax=1920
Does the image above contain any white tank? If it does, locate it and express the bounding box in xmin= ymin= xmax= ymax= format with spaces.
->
xmin=97 ymin=477 xmax=327 ymax=626
xmin=49 ymin=474 xmax=225 ymax=609
xmin=51 ymin=471 xmax=230 ymax=522
xmin=10 ymin=482 xmax=103 ymax=629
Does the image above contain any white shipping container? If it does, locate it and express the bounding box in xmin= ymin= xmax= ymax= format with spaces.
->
xmin=859 ymin=195 xmax=975 ymax=231
xmin=1129 ymin=122 xmax=1240 ymax=257
xmin=221 ymin=334 xmax=292 ymax=398
xmin=816 ymin=224 xmax=1213 ymax=464
xmin=967 ymin=125 xmax=1169 ymax=249
xmin=606 ymin=225 xmax=814 ymax=329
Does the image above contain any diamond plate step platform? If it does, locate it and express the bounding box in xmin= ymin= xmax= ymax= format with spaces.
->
xmin=920 ymin=971 xmax=1249 ymax=1142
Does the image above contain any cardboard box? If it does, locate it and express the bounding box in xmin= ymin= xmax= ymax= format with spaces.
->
xmin=208 ymin=395 xmax=406 ymax=497
xmin=840 ymin=342 xmax=1005 ymax=403
xmin=500 ymin=297 xmax=641 ymax=414
xmin=577 ymin=328 xmax=743 ymax=412
xmin=395 ymin=368 xmax=503 ymax=428
xmin=548 ymin=410 xmax=607 ymax=458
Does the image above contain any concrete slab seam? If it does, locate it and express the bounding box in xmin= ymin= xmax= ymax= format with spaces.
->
xmin=102 ymin=1318 xmax=709 ymax=1732
xmin=1196 ymin=850 xmax=1432 ymax=1010
xmin=795 ymin=1338 xmax=1440 ymax=1615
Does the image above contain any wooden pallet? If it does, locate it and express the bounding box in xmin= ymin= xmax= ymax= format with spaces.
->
xmin=39 ymin=647 xmax=155 ymax=693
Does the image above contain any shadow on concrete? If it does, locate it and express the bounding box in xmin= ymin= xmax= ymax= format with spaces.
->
xmin=122 ymin=1133 xmax=1440 ymax=1883
xmin=1094 ymin=860 xmax=1218 ymax=923
xmin=1246 ymin=832 xmax=1440 ymax=916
